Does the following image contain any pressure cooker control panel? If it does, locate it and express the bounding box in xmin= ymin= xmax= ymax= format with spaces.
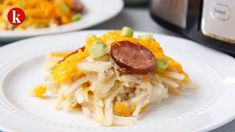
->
xmin=201 ymin=0 xmax=235 ymax=44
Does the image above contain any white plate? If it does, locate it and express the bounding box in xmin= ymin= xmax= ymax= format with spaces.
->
xmin=0 ymin=31 xmax=235 ymax=132
xmin=0 ymin=0 xmax=123 ymax=41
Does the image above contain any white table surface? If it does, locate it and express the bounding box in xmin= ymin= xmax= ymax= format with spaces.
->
xmin=0 ymin=7 xmax=234 ymax=132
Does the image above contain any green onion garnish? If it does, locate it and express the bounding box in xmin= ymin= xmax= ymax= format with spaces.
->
xmin=72 ymin=14 xmax=81 ymax=21
xmin=59 ymin=3 xmax=69 ymax=13
xmin=121 ymin=26 xmax=134 ymax=37
xmin=156 ymin=59 xmax=169 ymax=73
xmin=88 ymin=41 xmax=107 ymax=58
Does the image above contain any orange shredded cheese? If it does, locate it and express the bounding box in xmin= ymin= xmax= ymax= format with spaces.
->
xmin=114 ymin=102 xmax=135 ymax=117
xmin=140 ymin=105 xmax=148 ymax=113
xmin=52 ymin=49 xmax=87 ymax=83
xmin=82 ymin=82 xmax=90 ymax=93
xmin=32 ymin=85 xmax=47 ymax=99
xmin=50 ymin=52 xmax=72 ymax=58
xmin=143 ymin=75 xmax=149 ymax=82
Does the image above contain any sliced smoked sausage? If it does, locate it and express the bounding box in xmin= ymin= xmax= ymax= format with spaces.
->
xmin=72 ymin=0 xmax=84 ymax=13
xmin=111 ymin=41 xmax=156 ymax=74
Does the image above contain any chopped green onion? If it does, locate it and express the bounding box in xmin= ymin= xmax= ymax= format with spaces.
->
xmin=138 ymin=34 xmax=154 ymax=40
xmin=59 ymin=3 xmax=70 ymax=13
xmin=72 ymin=14 xmax=81 ymax=21
xmin=88 ymin=41 xmax=107 ymax=58
xmin=18 ymin=0 xmax=25 ymax=7
xmin=121 ymin=26 xmax=134 ymax=37
xmin=156 ymin=59 xmax=169 ymax=73
xmin=50 ymin=66 xmax=56 ymax=74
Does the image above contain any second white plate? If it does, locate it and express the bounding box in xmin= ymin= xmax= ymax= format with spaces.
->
xmin=0 ymin=0 xmax=123 ymax=41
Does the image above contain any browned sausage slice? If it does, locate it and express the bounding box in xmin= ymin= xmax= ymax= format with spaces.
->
xmin=111 ymin=41 xmax=156 ymax=74
xmin=72 ymin=0 xmax=84 ymax=13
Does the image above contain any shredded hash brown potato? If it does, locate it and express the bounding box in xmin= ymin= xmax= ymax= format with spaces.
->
xmin=31 ymin=28 xmax=197 ymax=126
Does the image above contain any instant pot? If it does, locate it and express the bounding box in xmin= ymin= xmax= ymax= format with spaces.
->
xmin=150 ymin=0 xmax=235 ymax=54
